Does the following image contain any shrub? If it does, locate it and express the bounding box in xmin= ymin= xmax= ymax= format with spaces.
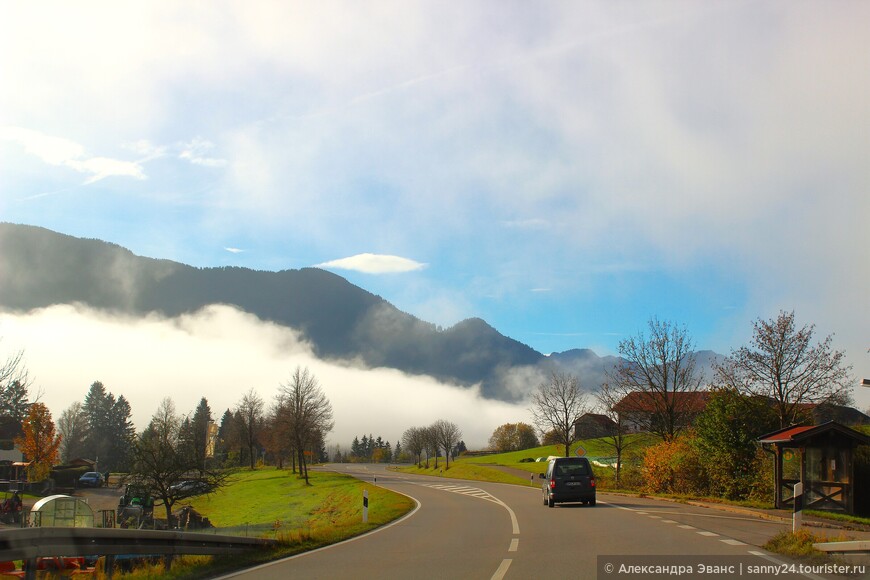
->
xmin=643 ymin=433 xmax=707 ymax=495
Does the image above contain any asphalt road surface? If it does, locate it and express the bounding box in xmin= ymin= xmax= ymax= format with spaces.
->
xmin=225 ymin=464 xmax=869 ymax=580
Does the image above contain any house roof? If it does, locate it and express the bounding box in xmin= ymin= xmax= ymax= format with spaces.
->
xmin=758 ymin=421 xmax=870 ymax=446
xmin=613 ymin=391 xmax=711 ymax=414
xmin=574 ymin=413 xmax=616 ymax=427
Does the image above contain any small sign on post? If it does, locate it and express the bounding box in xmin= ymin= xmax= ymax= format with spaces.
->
xmin=793 ymin=482 xmax=803 ymax=532
xmin=363 ymin=489 xmax=369 ymax=523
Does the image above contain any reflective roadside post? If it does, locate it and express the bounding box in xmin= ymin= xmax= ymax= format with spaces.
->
xmin=793 ymin=482 xmax=803 ymax=532
xmin=363 ymin=489 xmax=369 ymax=523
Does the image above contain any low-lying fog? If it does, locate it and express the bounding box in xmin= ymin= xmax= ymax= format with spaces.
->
xmin=1 ymin=304 xmax=534 ymax=449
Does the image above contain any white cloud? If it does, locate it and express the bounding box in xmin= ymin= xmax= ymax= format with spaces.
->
xmin=224 ymin=247 xmax=244 ymax=254
xmin=1 ymin=127 xmax=146 ymax=183
xmin=178 ymin=137 xmax=227 ymax=168
xmin=316 ymin=254 xmax=427 ymax=274
xmin=0 ymin=304 xmax=529 ymax=448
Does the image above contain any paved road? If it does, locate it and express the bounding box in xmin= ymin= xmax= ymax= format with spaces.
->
xmin=226 ymin=464 xmax=869 ymax=580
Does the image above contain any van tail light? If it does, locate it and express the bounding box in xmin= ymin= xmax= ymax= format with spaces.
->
xmin=549 ymin=479 xmax=556 ymax=489
xmin=590 ymin=478 xmax=596 ymax=487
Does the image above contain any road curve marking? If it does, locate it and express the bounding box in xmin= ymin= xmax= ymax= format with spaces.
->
xmin=509 ymin=538 xmax=519 ymax=552
xmin=418 ymin=482 xmax=520 ymax=534
xmin=491 ymin=559 xmax=512 ymax=580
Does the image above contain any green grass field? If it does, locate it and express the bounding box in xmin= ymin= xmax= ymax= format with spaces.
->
xmin=119 ymin=467 xmax=415 ymax=579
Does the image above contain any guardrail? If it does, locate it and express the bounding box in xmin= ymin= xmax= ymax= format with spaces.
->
xmin=0 ymin=527 xmax=276 ymax=578
xmin=813 ymin=540 xmax=870 ymax=554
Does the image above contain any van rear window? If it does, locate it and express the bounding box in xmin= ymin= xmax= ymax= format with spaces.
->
xmin=556 ymin=461 xmax=589 ymax=476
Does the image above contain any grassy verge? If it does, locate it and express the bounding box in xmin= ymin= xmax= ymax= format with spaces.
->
xmin=393 ymin=462 xmax=532 ymax=486
xmin=114 ymin=467 xmax=414 ymax=579
xmin=804 ymin=510 xmax=870 ymax=528
xmin=762 ymin=529 xmax=843 ymax=564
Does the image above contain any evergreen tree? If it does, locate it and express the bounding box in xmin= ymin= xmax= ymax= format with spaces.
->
xmin=82 ymin=381 xmax=114 ymax=468
xmin=108 ymin=395 xmax=136 ymax=471
xmin=191 ymin=397 xmax=212 ymax=470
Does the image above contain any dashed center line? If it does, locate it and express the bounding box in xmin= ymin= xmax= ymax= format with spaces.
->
xmin=508 ymin=538 xmax=519 ymax=552
xmin=721 ymin=539 xmax=747 ymax=546
xmin=697 ymin=531 xmax=719 ymax=537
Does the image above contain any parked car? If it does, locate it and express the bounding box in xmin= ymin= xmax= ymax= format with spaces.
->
xmin=539 ymin=457 xmax=596 ymax=507
xmin=169 ymin=480 xmax=210 ymax=496
xmin=78 ymin=472 xmax=105 ymax=488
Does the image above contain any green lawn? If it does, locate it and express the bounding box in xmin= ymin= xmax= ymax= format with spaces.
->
xmin=120 ymin=467 xmax=415 ymax=579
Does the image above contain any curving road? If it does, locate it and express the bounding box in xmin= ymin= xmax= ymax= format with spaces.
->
xmin=224 ymin=464 xmax=856 ymax=580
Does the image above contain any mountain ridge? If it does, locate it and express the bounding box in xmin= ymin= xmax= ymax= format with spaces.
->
xmin=0 ymin=223 xmax=723 ymax=399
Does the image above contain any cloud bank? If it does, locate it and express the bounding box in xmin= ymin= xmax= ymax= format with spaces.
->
xmin=0 ymin=305 xmax=528 ymax=448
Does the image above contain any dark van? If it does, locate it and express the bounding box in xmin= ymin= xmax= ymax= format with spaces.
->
xmin=540 ymin=457 xmax=596 ymax=507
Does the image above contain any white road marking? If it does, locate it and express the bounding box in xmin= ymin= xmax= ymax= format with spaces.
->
xmin=648 ymin=515 xmax=662 ymax=519
xmin=491 ymin=559 xmax=512 ymax=580
xmin=721 ymin=539 xmax=747 ymax=546
xmin=509 ymin=538 xmax=519 ymax=552
xmin=697 ymin=531 xmax=719 ymax=537
xmin=678 ymin=525 xmax=696 ymax=530
xmin=418 ymin=482 xmax=520 ymax=534
xmin=661 ymin=519 xmax=677 ymax=523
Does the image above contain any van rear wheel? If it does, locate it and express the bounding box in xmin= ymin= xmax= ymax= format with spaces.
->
xmin=547 ymin=496 xmax=555 ymax=508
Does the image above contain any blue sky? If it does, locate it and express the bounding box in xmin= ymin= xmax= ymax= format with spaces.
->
xmin=1 ymin=1 xmax=868 ymax=422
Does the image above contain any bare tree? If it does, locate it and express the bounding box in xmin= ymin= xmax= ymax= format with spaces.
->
xmin=716 ymin=310 xmax=853 ymax=428
xmin=607 ymin=318 xmax=703 ymax=440
xmin=530 ymin=372 xmax=589 ymax=457
xmin=0 ymin=344 xmax=31 ymax=423
xmin=401 ymin=426 xmax=425 ymax=466
xmin=433 ymin=419 xmax=462 ymax=469
xmin=419 ymin=425 xmax=439 ymax=468
xmin=129 ymin=398 xmax=228 ymax=523
xmin=277 ymin=366 xmax=334 ymax=484
xmin=235 ymin=389 xmax=265 ymax=470
xmin=595 ymin=381 xmax=641 ymax=487
xmin=57 ymin=401 xmax=88 ymax=463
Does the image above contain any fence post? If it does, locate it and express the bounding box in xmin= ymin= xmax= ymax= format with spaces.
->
xmin=793 ymin=482 xmax=803 ymax=532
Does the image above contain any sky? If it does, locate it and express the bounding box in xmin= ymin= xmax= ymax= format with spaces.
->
xmin=0 ymin=1 xmax=868 ymax=441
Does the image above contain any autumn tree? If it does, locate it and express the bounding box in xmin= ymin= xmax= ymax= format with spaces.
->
xmin=716 ymin=311 xmax=853 ymax=428
xmin=488 ymin=422 xmax=539 ymax=453
xmin=607 ymin=318 xmax=703 ymax=440
xmin=15 ymin=403 xmax=61 ymax=482
xmin=530 ymin=372 xmax=589 ymax=457
xmin=693 ymin=389 xmax=779 ymax=499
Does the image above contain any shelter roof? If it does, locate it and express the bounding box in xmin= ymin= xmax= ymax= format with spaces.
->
xmin=758 ymin=421 xmax=870 ymax=446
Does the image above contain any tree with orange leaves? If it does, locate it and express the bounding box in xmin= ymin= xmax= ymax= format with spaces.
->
xmin=14 ymin=402 xmax=61 ymax=482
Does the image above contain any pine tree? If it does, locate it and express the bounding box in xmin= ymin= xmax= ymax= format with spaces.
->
xmin=82 ymin=381 xmax=114 ymax=468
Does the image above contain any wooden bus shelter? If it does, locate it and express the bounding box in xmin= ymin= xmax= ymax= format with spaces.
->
xmin=758 ymin=421 xmax=870 ymax=514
